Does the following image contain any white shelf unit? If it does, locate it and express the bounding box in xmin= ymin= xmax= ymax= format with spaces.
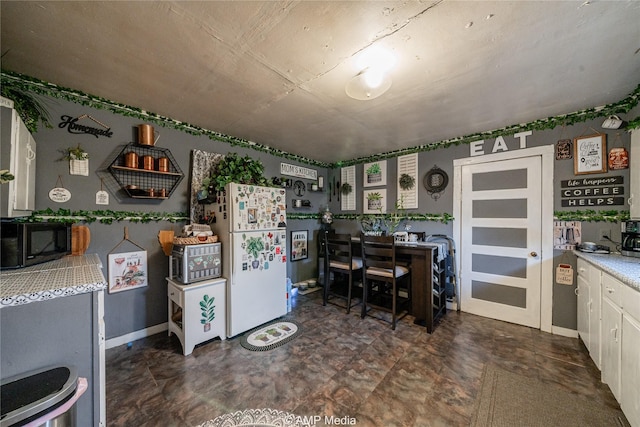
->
xmin=167 ymin=277 xmax=226 ymax=356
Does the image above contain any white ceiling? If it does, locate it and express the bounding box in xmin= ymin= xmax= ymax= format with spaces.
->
xmin=2 ymin=1 xmax=639 ymax=164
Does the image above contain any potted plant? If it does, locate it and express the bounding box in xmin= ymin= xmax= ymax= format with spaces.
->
xmin=341 ymin=182 xmax=353 ymax=195
xmin=365 ymin=163 xmax=382 ymax=184
xmin=211 ymin=153 xmax=268 ymax=191
xmin=399 ymin=173 xmax=415 ymax=190
xmin=60 ymin=144 xmax=89 ymax=176
xmin=0 ymin=170 xmax=15 ymax=184
xmin=358 ymin=214 xmax=384 ymax=236
xmin=384 ymin=197 xmax=406 ymax=235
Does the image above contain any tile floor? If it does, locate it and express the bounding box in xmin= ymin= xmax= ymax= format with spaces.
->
xmin=106 ymin=290 xmax=621 ymax=426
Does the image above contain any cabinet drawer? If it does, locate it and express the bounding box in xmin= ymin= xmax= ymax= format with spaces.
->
xmin=622 ymin=284 xmax=640 ymax=322
xmin=167 ymin=282 xmax=184 ymax=306
xmin=602 ymin=273 xmax=623 ymax=307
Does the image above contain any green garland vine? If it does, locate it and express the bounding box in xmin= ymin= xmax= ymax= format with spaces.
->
xmin=18 ymin=208 xmax=189 ymax=224
xmin=287 ymin=212 xmax=454 ymax=224
xmin=553 ymin=210 xmax=629 ymax=223
xmin=2 ymin=70 xmax=638 ymax=171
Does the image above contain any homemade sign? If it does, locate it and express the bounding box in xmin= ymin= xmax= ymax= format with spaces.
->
xmin=58 ymin=114 xmax=113 ymax=138
xmin=560 ymin=176 xmax=624 ymax=207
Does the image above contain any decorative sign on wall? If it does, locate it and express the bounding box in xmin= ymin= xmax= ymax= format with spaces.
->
xmin=555 ymin=139 xmax=572 ymax=160
xmin=556 ymin=263 xmax=574 ymax=286
xmin=560 ymin=176 xmax=624 ymax=207
xmin=554 ymin=220 xmax=582 ymax=250
xmin=280 ymin=163 xmax=317 ymax=180
xmin=58 ymin=114 xmax=113 ymax=138
xmin=364 ymin=189 xmax=387 ymax=214
xmin=48 ymin=175 xmax=71 ymax=203
xmin=574 ymin=133 xmax=607 ymax=175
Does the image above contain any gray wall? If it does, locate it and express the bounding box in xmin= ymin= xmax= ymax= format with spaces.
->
xmin=18 ymin=91 xmax=634 ymax=337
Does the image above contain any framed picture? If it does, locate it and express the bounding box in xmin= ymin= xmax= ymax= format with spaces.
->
xmin=574 ymin=134 xmax=607 ymax=175
xmin=363 ymin=160 xmax=387 ymax=187
xmin=363 ymin=189 xmax=387 ymax=214
xmin=291 ymin=230 xmax=308 ymax=261
xmin=108 ymin=250 xmax=148 ymax=293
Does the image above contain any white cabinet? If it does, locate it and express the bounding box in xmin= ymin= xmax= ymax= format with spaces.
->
xmin=621 ymin=283 xmax=640 ymax=427
xmin=630 ymin=129 xmax=640 ymax=219
xmin=167 ymin=277 xmax=226 ymax=356
xmin=576 ymin=258 xmax=601 ymax=368
xmin=0 ymin=97 xmax=36 ymax=217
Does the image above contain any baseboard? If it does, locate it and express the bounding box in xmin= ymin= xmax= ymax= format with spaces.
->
xmin=105 ymin=322 xmax=168 ymax=350
xmin=551 ymin=325 xmax=578 ymax=338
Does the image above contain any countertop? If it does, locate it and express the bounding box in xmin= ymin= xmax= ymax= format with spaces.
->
xmin=573 ymin=251 xmax=640 ymax=292
xmin=0 ymin=254 xmax=107 ymax=307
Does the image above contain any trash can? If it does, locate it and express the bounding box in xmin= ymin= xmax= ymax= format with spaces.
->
xmin=0 ymin=366 xmax=87 ymax=427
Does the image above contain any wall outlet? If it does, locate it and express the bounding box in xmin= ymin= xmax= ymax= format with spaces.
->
xmin=599 ymin=228 xmax=611 ymax=241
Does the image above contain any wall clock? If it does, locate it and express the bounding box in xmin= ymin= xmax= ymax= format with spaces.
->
xmin=293 ymin=180 xmax=306 ymax=197
xmin=423 ymin=166 xmax=448 ymax=199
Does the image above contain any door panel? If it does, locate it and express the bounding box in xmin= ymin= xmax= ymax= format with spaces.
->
xmin=459 ymin=156 xmax=542 ymax=328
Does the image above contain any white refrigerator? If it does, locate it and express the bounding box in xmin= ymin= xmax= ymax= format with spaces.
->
xmin=210 ymin=183 xmax=288 ymax=338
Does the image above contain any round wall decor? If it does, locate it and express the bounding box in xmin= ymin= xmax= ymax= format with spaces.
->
xmin=423 ymin=166 xmax=448 ymax=199
xmin=293 ymin=180 xmax=306 ymax=197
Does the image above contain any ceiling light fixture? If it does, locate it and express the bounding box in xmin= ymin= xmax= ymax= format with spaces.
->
xmin=346 ymin=46 xmax=396 ymax=101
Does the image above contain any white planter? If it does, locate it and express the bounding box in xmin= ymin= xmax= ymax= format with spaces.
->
xmin=70 ymin=159 xmax=89 ymax=176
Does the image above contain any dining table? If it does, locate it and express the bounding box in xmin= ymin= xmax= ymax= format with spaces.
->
xmin=351 ymin=236 xmax=447 ymax=333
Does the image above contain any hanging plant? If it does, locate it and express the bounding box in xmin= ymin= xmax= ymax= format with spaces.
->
xmin=341 ymin=182 xmax=353 ymax=195
xmin=0 ymin=82 xmax=52 ymax=133
xmin=398 ymin=173 xmax=415 ymax=190
xmin=1 ymin=170 xmax=15 ymax=183
xmin=59 ymin=144 xmax=89 ymax=161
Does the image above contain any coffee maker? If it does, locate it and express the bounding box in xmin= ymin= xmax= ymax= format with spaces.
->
xmin=621 ymin=220 xmax=640 ymax=258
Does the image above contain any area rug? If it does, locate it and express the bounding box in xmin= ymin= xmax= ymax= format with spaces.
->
xmin=239 ymin=320 xmax=301 ymax=351
xmin=471 ymin=363 xmax=630 ymax=427
xmin=197 ymin=408 xmax=305 ymax=427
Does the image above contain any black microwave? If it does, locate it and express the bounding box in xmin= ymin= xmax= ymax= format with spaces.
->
xmin=0 ymin=219 xmax=72 ymax=270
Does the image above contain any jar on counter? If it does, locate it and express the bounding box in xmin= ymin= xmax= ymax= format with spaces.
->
xmin=142 ymin=155 xmax=154 ymax=171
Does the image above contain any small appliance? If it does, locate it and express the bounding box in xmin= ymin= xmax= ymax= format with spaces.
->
xmin=0 ymin=219 xmax=72 ymax=270
xmin=621 ymin=220 xmax=640 ymax=258
xmin=171 ymin=242 xmax=222 ymax=284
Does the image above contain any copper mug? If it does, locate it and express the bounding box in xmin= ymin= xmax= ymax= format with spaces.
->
xmin=124 ymin=152 xmax=138 ymax=168
xmin=142 ymin=155 xmax=154 ymax=170
xmin=138 ymin=124 xmax=160 ymax=146
xmin=157 ymin=157 xmax=169 ymax=172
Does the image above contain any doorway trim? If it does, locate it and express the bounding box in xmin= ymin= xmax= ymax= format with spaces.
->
xmin=453 ymin=145 xmax=554 ymax=333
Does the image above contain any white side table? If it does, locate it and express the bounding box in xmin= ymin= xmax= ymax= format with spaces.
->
xmin=167 ymin=277 xmax=226 ymax=355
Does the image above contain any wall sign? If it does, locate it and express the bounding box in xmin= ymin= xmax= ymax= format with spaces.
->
xmin=280 ymin=163 xmax=317 ymax=180
xmin=574 ymin=133 xmax=606 ymax=175
xmin=58 ymin=114 xmax=113 ymax=138
xmin=560 ymin=176 xmax=624 ymax=207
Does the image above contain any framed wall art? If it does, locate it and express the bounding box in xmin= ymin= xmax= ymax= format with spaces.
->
xmin=574 ymin=134 xmax=607 ymax=175
xmin=291 ymin=230 xmax=308 ymax=261
xmin=108 ymin=250 xmax=148 ymax=293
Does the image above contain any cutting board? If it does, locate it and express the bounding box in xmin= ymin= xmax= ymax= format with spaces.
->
xmin=158 ymin=230 xmax=174 ymax=256
xmin=71 ymin=225 xmax=91 ymax=255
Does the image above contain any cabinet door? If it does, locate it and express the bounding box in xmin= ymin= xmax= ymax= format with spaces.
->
xmin=630 ymin=129 xmax=640 ymax=219
xmin=601 ymin=297 xmax=622 ymax=401
xmin=621 ymin=314 xmax=640 ymax=427
xmin=10 ymin=112 xmax=36 ymax=213
xmin=576 ymin=261 xmax=590 ymax=349
xmin=588 ymin=266 xmax=601 ymax=369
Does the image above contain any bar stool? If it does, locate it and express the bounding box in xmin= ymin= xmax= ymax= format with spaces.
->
xmin=324 ymin=233 xmax=362 ymax=313
xmin=360 ymin=234 xmax=411 ymax=330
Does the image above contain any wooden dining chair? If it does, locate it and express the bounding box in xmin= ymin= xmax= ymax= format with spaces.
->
xmin=324 ymin=233 xmax=362 ymax=313
xmin=360 ymin=234 xmax=411 ymax=330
